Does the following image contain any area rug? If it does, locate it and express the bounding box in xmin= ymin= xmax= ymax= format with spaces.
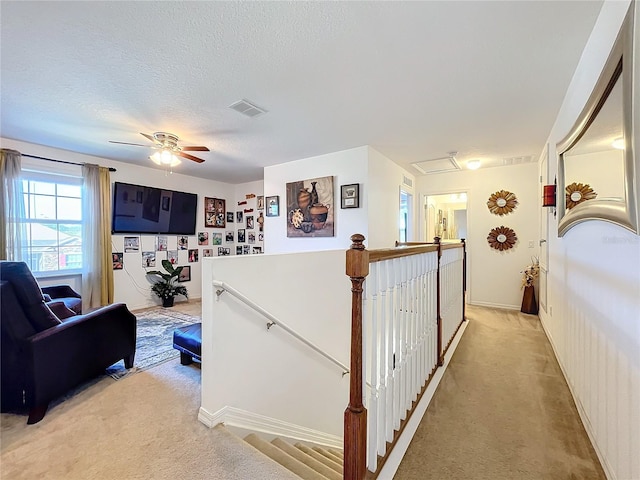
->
xmin=106 ymin=307 xmax=200 ymax=380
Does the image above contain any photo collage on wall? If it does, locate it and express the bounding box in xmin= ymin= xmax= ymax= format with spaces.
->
xmin=234 ymin=193 xmax=264 ymax=255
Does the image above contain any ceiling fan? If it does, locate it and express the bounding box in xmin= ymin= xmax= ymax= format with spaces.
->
xmin=109 ymin=132 xmax=209 ymax=164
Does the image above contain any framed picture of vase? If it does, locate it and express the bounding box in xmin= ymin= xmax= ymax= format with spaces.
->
xmin=285 ymin=176 xmax=334 ymax=238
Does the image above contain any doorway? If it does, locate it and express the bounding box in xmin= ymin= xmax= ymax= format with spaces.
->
xmin=425 ymin=192 xmax=468 ymax=241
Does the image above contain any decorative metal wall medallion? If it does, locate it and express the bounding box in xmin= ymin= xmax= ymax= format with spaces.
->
xmin=565 ymin=182 xmax=597 ymax=209
xmin=487 ymin=190 xmax=518 ymax=215
xmin=487 ymin=226 xmax=517 ymax=251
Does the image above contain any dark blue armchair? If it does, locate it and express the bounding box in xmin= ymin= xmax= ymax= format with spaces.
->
xmin=0 ymin=261 xmax=137 ymax=424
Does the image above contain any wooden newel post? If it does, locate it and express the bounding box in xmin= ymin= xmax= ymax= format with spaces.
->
xmin=344 ymin=233 xmax=369 ymax=480
xmin=434 ymin=236 xmax=444 ymax=366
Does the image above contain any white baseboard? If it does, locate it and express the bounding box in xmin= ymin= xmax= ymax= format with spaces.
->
xmin=468 ymin=300 xmax=520 ymax=310
xmin=376 ymin=320 xmax=469 ymax=480
xmin=538 ymin=317 xmax=615 ymax=480
xmin=198 ymin=405 xmax=342 ymax=449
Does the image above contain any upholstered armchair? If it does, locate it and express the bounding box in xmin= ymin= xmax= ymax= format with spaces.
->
xmin=0 ymin=261 xmax=137 ymax=424
xmin=41 ymin=284 xmax=82 ymax=315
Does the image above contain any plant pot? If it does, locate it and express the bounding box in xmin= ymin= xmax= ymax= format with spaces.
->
xmin=162 ymin=296 xmax=175 ymax=308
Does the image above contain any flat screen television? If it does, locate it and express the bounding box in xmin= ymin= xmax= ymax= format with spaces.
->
xmin=111 ymin=182 xmax=198 ymax=235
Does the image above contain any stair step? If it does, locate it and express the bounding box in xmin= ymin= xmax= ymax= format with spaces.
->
xmin=313 ymin=446 xmax=344 ymax=465
xmin=328 ymin=448 xmax=344 ymax=460
xmin=271 ymin=438 xmax=342 ymax=480
xmin=244 ymin=434 xmax=329 ymax=480
xmin=295 ymin=444 xmax=343 ymax=473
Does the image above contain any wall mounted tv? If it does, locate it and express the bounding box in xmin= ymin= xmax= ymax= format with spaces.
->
xmin=112 ymin=182 xmax=198 ymax=235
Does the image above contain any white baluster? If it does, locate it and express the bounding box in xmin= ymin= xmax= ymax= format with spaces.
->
xmin=377 ymin=261 xmax=387 ymax=455
xmin=368 ymin=263 xmax=378 ymax=472
xmin=385 ymin=259 xmax=395 ymax=441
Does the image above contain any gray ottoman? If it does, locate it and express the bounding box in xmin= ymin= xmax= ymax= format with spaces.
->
xmin=172 ymin=323 xmax=202 ymax=365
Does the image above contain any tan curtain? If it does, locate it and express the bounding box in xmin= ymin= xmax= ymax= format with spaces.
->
xmin=82 ymin=164 xmax=114 ymax=309
xmin=0 ymin=149 xmax=25 ymax=261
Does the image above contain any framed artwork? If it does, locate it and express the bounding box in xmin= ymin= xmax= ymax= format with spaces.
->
xmin=212 ymin=232 xmax=223 ymax=245
xmin=248 ymin=232 xmax=255 ymax=244
xmin=226 ymin=231 xmax=234 ymax=242
xmin=226 ymin=211 xmax=234 ymax=223
xmin=218 ymin=247 xmax=231 ymax=256
xmin=257 ymin=196 xmax=264 ymax=210
xmin=124 ymin=236 xmax=140 ymax=252
xmin=266 ymin=196 xmax=279 ymax=217
xmin=202 ymin=248 xmax=213 ymax=257
xmin=112 ymin=252 xmax=123 ymax=270
xmin=341 ymin=184 xmax=360 ymax=209
xmin=246 ymin=215 xmax=254 ymax=229
xmin=243 ymin=245 xmax=250 ymax=254
xmin=238 ymin=229 xmax=246 ymax=243
xmin=236 ymin=211 xmax=244 ymax=223
xmin=178 ymin=265 xmax=191 ymax=282
xmin=142 ymin=251 xmax=156 ymax=267
xmin=177 ymin=236 xmax=188 ymax=250
xmin=188 ymin=249 xmax=199 ymax=262
xmin=252 ymin=247 xmax=262 ymax=254
xmin=198 ymin=232 xmax=209 ymax=245
xmin=286 ymin=176 xmax=334 ymax=237
xmin=236 ymin=245 xmax=243 ymax=255
xmin=205 ymin=197 xmax=226 ymax=228
xmin=167 ymin=250 xmax=178 ymax=264
xmin=155 ymin=235 xmax=168 ymax=251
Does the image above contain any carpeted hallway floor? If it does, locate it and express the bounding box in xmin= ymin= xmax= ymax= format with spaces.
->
xmin=393 ymin=304 xmax=606 ymax=480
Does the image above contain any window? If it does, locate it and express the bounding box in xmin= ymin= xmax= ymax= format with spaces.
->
xmin=21 ymin=172 xmax=83 ymax=273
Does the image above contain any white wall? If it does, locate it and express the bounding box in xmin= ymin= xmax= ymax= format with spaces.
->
xmin=263 ymin=146 xmax=369 ymax=253
xmin=200 ymin=250 xmax=352 ymax=437
xmin=367 ymin=147 xmax=416 ymax=249
xmin=541 ymin=2 xmax=640 ymax=479
xmin=417 ymin=162 xmax=539 ymax=309
xmin=2 ymin=137 xmax=233 ymax=310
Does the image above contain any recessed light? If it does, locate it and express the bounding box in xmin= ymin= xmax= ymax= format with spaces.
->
xmin=612 ymin=137 xmax=625 ymax=150
xmin=467 ymin=160 xmax=481 ymax=170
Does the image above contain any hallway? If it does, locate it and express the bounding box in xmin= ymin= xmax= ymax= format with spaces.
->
xmin=394 ymin=305 xmax=606 ymax=480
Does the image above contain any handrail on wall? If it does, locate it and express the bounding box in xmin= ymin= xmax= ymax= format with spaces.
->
xmin=212 ymin=280 xmax=350 ymax=377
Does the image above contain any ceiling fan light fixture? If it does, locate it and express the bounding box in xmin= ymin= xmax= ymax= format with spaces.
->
xmin=150 ymin=150 xmax=181 ymax=167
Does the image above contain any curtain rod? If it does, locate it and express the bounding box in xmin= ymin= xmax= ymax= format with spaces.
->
xmin=22 ymin=154 xmax=117 ymax=172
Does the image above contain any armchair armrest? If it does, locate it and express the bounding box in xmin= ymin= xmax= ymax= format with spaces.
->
xmin=24 ymin=303 xmax=136 ymax=407
xmin=47 ymin=301 xmax=77 ymax=320
xmin=41 ymin=284 xmax=82 ymax=299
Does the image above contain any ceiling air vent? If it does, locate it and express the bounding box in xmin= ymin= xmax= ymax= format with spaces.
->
xmin=411 ymin=152 xmax=460 ymax=175
xmin=402 ymin=175 xmax=413 ymax=188
xmin=229 ymin=99 xmax=267 ymax=118
xmin=502 ymin=155 xmax=534 ymax=166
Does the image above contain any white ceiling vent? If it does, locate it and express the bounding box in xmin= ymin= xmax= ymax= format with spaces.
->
xmin=502 ymin=155 xmax=534 ymax=166
xmin=411 ymin=152 xmax=460 ymax=175
xmin=402 ymin=175 xmax=413 ymax=188
xmin=229 ymin=99 xmax=267 ymax=118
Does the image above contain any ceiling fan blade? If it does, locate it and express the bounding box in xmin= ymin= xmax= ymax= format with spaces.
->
xmin=181 ymin=146 xmax=210 ymax=152
xmin=176 ymin=151 xmax=205 ymax=163
xmin=109 ymin=141 xmax=147 ymax=147
xmin=140 ymin=132 xmax=156 ymax=143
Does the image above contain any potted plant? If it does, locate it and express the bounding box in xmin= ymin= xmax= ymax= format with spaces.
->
xmin=146 ymin=260 xmax=188 ymax=307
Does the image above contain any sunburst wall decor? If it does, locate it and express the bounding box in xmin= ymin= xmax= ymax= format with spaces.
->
xmin=487 ymin=226 xmax=518 ymax=251
xmin=565 ymin=182 xmax=597 ymax=209
xmin=487 ymin=190 xmax=518 ymax=216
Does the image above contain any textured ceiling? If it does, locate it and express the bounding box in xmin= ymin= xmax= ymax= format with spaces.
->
xmin=1 ymin=1 xmax=603 ymax=183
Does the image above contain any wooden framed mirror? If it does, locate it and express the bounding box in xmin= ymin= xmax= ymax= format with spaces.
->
xmin=557 ymin=2 xmax=639 ymax=236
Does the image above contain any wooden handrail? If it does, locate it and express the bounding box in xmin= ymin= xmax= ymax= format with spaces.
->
xmin=344 ymin=234 xmax=369 ymax=480
xmin=369 ymin=244 xmax=439 ymax=263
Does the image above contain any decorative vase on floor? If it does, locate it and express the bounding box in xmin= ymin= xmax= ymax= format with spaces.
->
xmin=521 ymin=285 xmax=538 ymax=315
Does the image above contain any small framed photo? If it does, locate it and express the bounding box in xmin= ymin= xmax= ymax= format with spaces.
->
xmin=266 ymin=195 xmax=279 ymax=217
xmin=257 ymin=196 xmax=264 ymax=210
xmin=238 ymin=229 xmax=246 ymax=243
xmin=178 ymin=265 xmax=191 ymax=282
xmin=227 ymin=211 xmax=234 ymax=223
xmin=341 ymin=184 xmax=360 ymax=209
xmin=202 ymin=248 xmax=213 ymax=257
xmin=112 ymin=252 xmax=123 ymax=270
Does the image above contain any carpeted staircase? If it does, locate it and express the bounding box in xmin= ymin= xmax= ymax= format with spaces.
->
xmin=244 ymin=433 xmax=344 ymax=480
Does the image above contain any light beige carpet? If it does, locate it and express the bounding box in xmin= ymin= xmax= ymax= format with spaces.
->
xmin=393 ymin=304 xmax=606 ymax=480
xmin=0 ymin=358 xmax=298 ymax=480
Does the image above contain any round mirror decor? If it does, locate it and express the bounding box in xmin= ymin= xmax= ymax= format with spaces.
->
xmin=565 ymin=182 xmax=597 ymax=210
xmin=487 ymin=226 xmax=517 ymax=251
xmin=487 ymin=190 xmax=518 ymax=216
